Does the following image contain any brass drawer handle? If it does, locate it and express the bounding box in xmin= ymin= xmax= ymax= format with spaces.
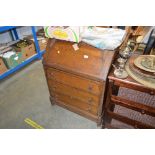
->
xmin=50 ymin=72 xmax=54 ymax=76
xmin=52 ymin=87 xmax=56 ymax=91
xmin=88 ymin=98 xmax=93 ymax=104
xmin=141 ymin=110 xmax=145 ymax=115
xmin=150 ymin=91 xmax=154 ymax=95
xmin=88 ymin=85 xmax=93 ymax=91
xmin=47 ymin=72 xmax=54 ymax=78
xmin=87 ymin=106 xmax=91 ymax=112
xmin=50 ymin=73 xmax=56 ymax=80
xmin=134 ymin=124 xmax=138 ymax=129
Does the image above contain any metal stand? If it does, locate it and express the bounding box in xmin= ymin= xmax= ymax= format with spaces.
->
xmin=0 ymin=26 xmax=46 ymax=80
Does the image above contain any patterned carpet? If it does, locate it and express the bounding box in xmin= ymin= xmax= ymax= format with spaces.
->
xmin=111 ymin=87 xmax=155 ymax=128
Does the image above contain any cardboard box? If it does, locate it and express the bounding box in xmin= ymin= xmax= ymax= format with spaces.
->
xmin=12 ymin=39 xmax=36 ymax=61
xmin=24 ymin=35 xmax=48 ymax=51
xmin=21 ymin=48 xmax=36 ymax=60
xmin=1 ymin=51 xmax=23 ymax=69
xmin=37 ymin=29 xmax=46 ymax=37
xmin=0 ymin=57 xmax=8 ymax=74
xmin=38 ymin=38 xmax=48 ymax=51
xmin=37 ymin=29 xmax=48 ymax=50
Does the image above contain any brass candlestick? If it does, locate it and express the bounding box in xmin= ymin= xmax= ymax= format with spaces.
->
xmin=113 ymin=54 xmax=129 ymax=79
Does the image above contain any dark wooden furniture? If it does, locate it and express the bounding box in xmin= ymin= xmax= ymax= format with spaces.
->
xmin=43 ymin=39 xmax=115 ymax=125
xmin=103 ymin=66 xmax=155 ymax=129
xmin=143 ymin=28 xmax=155 ymax=55
xmin=130 ymin=26 xmax=152 ymax=53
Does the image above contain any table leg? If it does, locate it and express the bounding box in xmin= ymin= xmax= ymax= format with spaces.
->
xmin=103 ymin=80 xmax=119 ymax=128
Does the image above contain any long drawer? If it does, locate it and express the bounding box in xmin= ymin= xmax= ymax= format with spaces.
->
xmin=50 ymin=91 xmax=98 ymax=115
xmin=48 ymin=79 xmax=100 ymax=106
xmin=46 ymin=68 xmax=102 ymax=95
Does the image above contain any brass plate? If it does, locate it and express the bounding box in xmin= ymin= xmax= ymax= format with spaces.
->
xmin=141 ymin=56 xmax=155 ymax=70
xmin=134 ymin=55 xmax=155 ymax=73
xmin=125 ymin=62 xmax=155 ymax=89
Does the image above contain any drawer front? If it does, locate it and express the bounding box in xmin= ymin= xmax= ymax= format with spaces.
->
xmin=46 ymin=68 xmax=103 ymax=95
xmin=109 ymin=104 xmax=155 ymax=129
xmin=51 ymin=92 xmax=98 ymax=115
xmin=48 ymin=79 xmax=100 ymax=106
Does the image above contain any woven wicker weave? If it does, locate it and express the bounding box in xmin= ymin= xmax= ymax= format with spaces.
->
xmin=111 ymin=87 xmax=155 ymax=128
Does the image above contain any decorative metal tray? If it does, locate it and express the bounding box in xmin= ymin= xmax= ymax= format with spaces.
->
xmin=141 ymin=56 xmax=155 ymax=70
xmin=134 ymin=55 xmax=155 ymax=73
xmin=129 ymin=55 xmax=155 ymax=79
xmin=125 ymin=62 xmax=155 ymax=89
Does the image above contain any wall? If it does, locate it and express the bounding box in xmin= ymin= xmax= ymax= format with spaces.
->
xmin=0 ymin=26 xmax=43 ymax=44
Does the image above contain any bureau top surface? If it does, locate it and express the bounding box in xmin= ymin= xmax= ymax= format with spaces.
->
xmin=43 ymin=39 xmax=115 ymax=81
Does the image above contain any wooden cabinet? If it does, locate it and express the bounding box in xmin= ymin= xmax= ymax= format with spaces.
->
xmin=43 ymin=39 xmax=115 ymax=125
